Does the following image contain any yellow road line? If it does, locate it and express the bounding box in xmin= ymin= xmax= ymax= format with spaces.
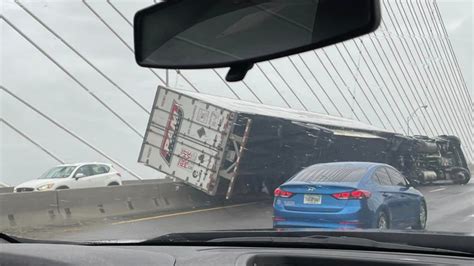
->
xmin=112 ymin=202 xmax=259 ymax=225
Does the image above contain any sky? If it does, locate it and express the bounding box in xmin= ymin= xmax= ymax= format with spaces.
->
xmin=1 ymin=0 xmax=472 ymax=186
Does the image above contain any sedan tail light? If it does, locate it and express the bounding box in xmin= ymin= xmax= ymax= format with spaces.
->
xmin=332 ymin=189 xmax=371 ymax=200
xmin=274 ymin=188 xmax=293 ymax=198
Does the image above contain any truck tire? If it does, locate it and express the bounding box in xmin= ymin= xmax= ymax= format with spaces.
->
xmin=56 ymin=186 xmax=69 ymax=190
xmin=453 ymin=170 xmax=471 ymax=185
xmin=438 ymin=135 xmax=461 ymax=145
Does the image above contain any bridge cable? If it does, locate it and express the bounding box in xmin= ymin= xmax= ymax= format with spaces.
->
xmin=268 ymin=61 xmax=309 ymax=111
xmin=432 ymin=0 xmax=472 ymax=103
xmin=380 ymin=5 xmax=439 ymax=136
xmin=303 ymin=52 xmax=361 ymax=119
xmin=81 ymin=0 xmax=167 ymax=86
xmin=419 ymin=0 xmax=472 ymax=120
xmin=403 ymin=0 xmax=472 ymax=150
xmin=368 ymin=30 xmax=428 ymax=135
xmin=106 ymin=0 xmax=245 ymax=99
xmin=255 ymin=63 xmax=292 ymax=108
xmin=286 ymin=56 xmax=332 ymax=115
xmin=1 ymin=16 xmax=144 ymax=139
xmin=16 ymin=1 xmax=149 ymax=114
xmin=390 ymin=0 xmax=445 ymax=135
xmin=241 ymin=79 xmax=264 ymax=104
xmin=0 ymin=85 xmax=144 ymax=180
xmin=363 ymin=34 xmax=415 ymax=131
xmin=376 ymin=20 xmax=432 ymax=135
xmin=390 ymin=0 xmax=471 ymax=143
xmin=338 ymin=43 xmax=393 ymax=130
xmin=386 ymin=0 xmax=442 ymax=136
xmin=377 ymin=17 xmax=431 ymax=136
xmin=0 ymin=118 xmax=65 ymax=164
xmin=397 ymin=0 xmax=471 ymax=136
xmin=385 ymin=0 xmax=445 ymax=135
xmin=351 ymin=40 xmax=406 ymax=131
xmin=429 ymin=0 xmax=473 ymax=158
xmin=318 ymin=49 xmax=373 ymax=123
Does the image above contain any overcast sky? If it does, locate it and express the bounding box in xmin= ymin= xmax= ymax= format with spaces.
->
xmin=1 ymin=0 xmax=472 ymax=186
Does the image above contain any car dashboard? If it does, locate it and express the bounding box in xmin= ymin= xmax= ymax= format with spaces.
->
xmin=1 ymin=243 xmax=473 ymax=265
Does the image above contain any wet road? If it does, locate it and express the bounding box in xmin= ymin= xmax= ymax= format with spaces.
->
xmin=37 ymin=181 xmax=474 ymax=241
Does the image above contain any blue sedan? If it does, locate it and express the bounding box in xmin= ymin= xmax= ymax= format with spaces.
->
xmin=273 ymin=162 xmax=427 ymax=230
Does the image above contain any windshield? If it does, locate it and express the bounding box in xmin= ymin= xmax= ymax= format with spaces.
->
xmin=38 ymin=166 xmax=76 ymax=179
xmin=1 ymin=0 xmax=472 ymax=248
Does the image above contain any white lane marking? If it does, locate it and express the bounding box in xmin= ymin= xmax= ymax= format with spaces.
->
xmin=399 ymin=258 xmax=419 ymax=262
xmin=461 ymin=214 xmax=474 ymax=222
xmin=429 ymin=187 xmax=446 ymax=193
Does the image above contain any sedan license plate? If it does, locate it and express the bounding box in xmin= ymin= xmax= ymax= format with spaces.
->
xmin=304 ymin=194 xmax=322 ymax=204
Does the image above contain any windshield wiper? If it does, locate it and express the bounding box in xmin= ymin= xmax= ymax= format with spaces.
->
xmin=0 ymin=233 xmax=21 ymax=243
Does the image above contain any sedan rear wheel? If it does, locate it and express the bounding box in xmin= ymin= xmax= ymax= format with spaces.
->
xmin=413 ymin=202 xmax=427 ymax=230
xmin=377 ymin=212 xmax=389 ymax=230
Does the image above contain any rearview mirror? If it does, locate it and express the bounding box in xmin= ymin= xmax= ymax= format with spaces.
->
xmin=134 ymin=0 xmax=381 ymax=81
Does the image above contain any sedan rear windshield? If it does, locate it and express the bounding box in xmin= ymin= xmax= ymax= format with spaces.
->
xmin=291 ymin=164 xmax=369 ymax=183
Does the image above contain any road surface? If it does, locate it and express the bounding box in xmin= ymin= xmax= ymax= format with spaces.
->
xmin=28 ymin=181 xmax=474 ymax=241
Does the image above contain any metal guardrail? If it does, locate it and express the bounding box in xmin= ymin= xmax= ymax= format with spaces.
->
xmin=0 ymin=181 xmax=216 ymax=231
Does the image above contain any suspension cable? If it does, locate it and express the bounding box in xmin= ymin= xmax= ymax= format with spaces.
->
xmin=1 ymin=118 xmax=65 ymax=164
xmin=1 ymin=85 xmax=143 ymax=180
xmin=1 ymin=16 xmax=144 ymax=138
xmin=16 ymin=0 xmax=149 ymax=114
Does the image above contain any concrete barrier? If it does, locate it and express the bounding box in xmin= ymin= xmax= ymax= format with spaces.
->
xmin=0 ymin=191 xmax=59 ymax=230
xmin=0 ymin=187 xmax=14 ymax=194
xmin=0 ymin=182 xmax=248 ymax=232
xmin=157 ymin=182 xmax=214 ymax=211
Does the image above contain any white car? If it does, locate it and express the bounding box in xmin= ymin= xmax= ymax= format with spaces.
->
xmin=14 ymin=163 xmax=122 ymax=192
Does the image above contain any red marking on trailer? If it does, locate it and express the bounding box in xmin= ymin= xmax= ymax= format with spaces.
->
xmin=160 ymin=101 xmax=184 ymax=165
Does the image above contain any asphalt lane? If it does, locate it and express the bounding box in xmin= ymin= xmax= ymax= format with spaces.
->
xmin=36 ymin=181 xmax=474 ymax=241
xmin=417 ymin=182 xmax=474 ymax=232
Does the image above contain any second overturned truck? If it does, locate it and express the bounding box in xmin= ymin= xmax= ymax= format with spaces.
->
xmin=139 ymin=86 xmax=471 ymax=198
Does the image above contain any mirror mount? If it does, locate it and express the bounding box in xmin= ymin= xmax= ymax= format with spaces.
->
xmin=226 ymin=63 xmax=254 ymax=82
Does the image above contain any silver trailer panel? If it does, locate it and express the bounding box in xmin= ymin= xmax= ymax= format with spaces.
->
xmin=139 ymin=86 xmax=234 ymax=195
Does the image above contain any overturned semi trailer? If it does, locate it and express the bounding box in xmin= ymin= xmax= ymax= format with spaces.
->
xmin=387 ymin=135 xmax=470 ymax=185
xmin=139 ymin=86 xmax=470 ymax=198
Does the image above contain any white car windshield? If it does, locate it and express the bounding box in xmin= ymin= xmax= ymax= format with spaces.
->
xmin=38 ymin=166 xmax=76 ymax=179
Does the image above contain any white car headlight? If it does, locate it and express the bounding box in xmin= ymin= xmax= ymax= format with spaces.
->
xmin=37 ymin=183 xmax=55 ymax=191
